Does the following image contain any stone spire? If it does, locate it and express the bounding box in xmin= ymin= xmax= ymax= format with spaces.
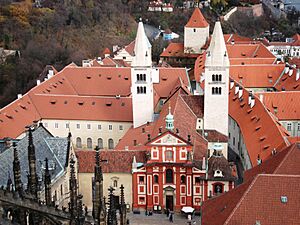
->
xmin=13 ymin=142 xmax=23 ymax=196
xmin=107 ymin=186 xmax=117 ymax=225
xmin=93 ymin=146 xmax=106 ymax=225
xmin=27 ymin=126 xmax=38 ymax=200
xmin=131 ymin=19 xmax=152 ymax=67
xmin=165 ymin=105 xmax=174 ymax=131
xmin=6 ymin=173 xmax=13 ymax=192
xmin=119 ymin=184 xmax=127 ymax=225
xmin=44 ymin=158 xmax=52 ymax=206
xmin=69 ymin=156 xmax=78 ymax=219
xmin=206 ymin=21 xmax=229 ymax=67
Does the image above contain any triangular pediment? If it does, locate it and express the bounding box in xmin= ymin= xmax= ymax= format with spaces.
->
xmin=147 ymin=131 xmax=191 ymax=146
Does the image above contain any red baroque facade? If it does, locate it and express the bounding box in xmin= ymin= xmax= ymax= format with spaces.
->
xmin=132 ymin=131 xmax=235 ymax=212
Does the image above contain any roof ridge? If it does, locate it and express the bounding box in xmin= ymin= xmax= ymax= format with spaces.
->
xmin=224 ymin=175 xmax=260 ymax=224
xmin=273 ymin=144 xmax=297 ymax=174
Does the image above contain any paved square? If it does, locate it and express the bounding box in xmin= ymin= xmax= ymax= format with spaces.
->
xmin=127 ymin=213 xmax=200 ymax=225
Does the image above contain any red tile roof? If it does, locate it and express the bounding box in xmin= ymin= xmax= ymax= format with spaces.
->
xmin=124 ymin=40 xmax=135 ymax=56
xmin=203 ymin=129 xmax=228 ymax=142
xmin=185 ymin=8 xmax=209 ymax=28
xmin=229 ymin=81 xmax=289 ymax=166
xmin=0 ymin=65 xmax=189 ymax=139
xmin=203 ymin=142 xmax=300 ymax=225
xmin=160 ymin=43 xmax=200 ymax=58
xmin=194 ymin=53 xmax=206 ymax=82
xmin=224 ymin=174 xmax=300 ymax=225
xmin=256 ymin=91 xmax=300 ymax=120
xmin=227 ymin=43 xmax=275 ymax=59
xmin=116 ymin=88 xmax=208 ymax=160
xmin=229 ymin=64 xmax=285 ymax=88
xmin=103 ymin=47 xmax=111 ymax=55
xmin=223 ymin=34 xmax=253 ymax=44
xmin=274 ymin=67 xmax=300 ymax=91
xmin=76 ymin=149 xmax=146 ymax=173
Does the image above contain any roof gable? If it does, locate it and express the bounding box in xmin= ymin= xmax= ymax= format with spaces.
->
xmin=147 ymin=131 xmax=191 ymax=146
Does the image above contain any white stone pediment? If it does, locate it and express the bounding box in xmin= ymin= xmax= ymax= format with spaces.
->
xmin=150 ymin=133 xmax=188 ymax=146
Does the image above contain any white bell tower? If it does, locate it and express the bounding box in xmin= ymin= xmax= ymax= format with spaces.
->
xmin=204 ymin=21 xmax=230 ymax=136
xmin=131 ymin=20 xmax=154 ymax=128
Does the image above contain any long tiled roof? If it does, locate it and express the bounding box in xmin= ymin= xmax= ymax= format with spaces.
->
xmin=76 ymin=149 xmax=146 ymax=173
xmin=0 ymin=125 xmax=69 ymax=188
xmin=229 ymin=81 xmax=289 ymax=166
xmin=185 ymin=8 xmax=208 ymax=28
xmin=160 ymin=43 xmax=200 ymax=58
xmin=256 ymin=91 xmax=300 ymax=120
xmin=229 ymin=64 xmax=285 ymax=88
xmin=0 ymin=66 xmax=189 ymax=139
xmin=274 ymin=67 xmax=300 ymax=91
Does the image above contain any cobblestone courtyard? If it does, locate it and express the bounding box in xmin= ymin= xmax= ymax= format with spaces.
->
xmin=127 ymin=213 xmax=200 ymax=225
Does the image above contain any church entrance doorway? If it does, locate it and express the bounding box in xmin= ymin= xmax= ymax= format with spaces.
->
xmin=166 ymin=195 xmax=174 ymax=211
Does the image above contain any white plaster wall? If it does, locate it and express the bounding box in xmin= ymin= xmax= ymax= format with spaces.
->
xmin=41 ymin=119 xmax=132 ymax=149
xmin=184 ymin=26 xmax=209 ymax=54
xmin=114 ymin=49 xmax=134 ymax=65
xmin=280 ymin=120 xmax=300 ymax=137
xmin=204 ymin=67 xmax=229 ymax=136
xmin=131 ymin=67 xmax=154 ymax=128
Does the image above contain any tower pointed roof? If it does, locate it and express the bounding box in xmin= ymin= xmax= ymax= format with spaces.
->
xmin=206 ymin=21 xmax=229 ymax=66
xmin=132 ymin=20 xmax=152 ymax=67
xmin=185 ymin=8 xmax=209 ymax=28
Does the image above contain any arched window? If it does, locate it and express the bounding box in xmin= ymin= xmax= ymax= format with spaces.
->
xmin=113 ymin=180 xmax=118 ymax=188
xmin=212 ymin=87 xmax=215 ymax=95
xmin=181 ymin=175 xmax=186 ymax=184
xmin=136 ymin=74 xmax=139 ymax=81
xmin=143 ymin=86 xmax=146 ymax=94
xmin=218 ymin=87 xmax=222 ymax=94
xmin=137 ymin=87 xmax=140 ymax=94
xmin=108 ymin=138 xmax=114 ymax=149
xmin=87 ymin=138 xmax=92 ymax=149
xmin=214 ymin=183 xmax=223 ymax=194
xmin=166 ymin=169 xmax=173 ymax=183
xmin=76 ymin=137 xmax=82 ymax=148
xmin=143 ymin=74 xmax=146 ymax=81
xmin=154 ymin=175 xmax=159 ymax=184
xmin=218 ymin=74 xmax=222 ymax=82
xmin=212 ymin=74 xmax=216 ymax=81
xmin=98 ymin=138 xmax=103 ymax=149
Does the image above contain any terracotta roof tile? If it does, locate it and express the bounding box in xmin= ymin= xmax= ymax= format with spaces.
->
xmin=76 ymin=149 xmax=146 ymax=173
xmin=185 ymin=8 xmax=209 ymax=28
xmin=124 ymin=40 xmax=135 ymax=56
xmin=256 ymin=91 xmax=300 ymax=120
xmin=229 ymin=81 xmax=289 ymax=166
xmin=230 ymin=64 xmax=285 ymax=88
xmin=203 ymin=129 xmax=228 ymax=142
xmin=160 ymin=43 xmax=199 ymax=58
xmin=274 ymin=67 xmax=300 ymax=91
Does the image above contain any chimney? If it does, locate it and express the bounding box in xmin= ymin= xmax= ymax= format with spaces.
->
xmin=159 ymin=127 xmax=162 ymax=134
xmin=296 ymin=69 xmax=300 ymax=81
xmin=147 ymin=134 xmax=151 ymax=141
xmin=238 ymin=87 xmax=243 ymax=98
xmin=230 ymin=79 xmax=234 ymax=89
xmin=176 ymin=128 xmax=179 ymax=135
xmin=248 ymin=92 xmax=252 ymax=105
xmin=133 ymin=140 xmax=137 ymax=146
xmin=284 ymin=63 xmax=289 ymax=74
xmin=142 ymin=128 xmax=145 ymax=133
xmin=47 ymin=69 xmax=54 ymax=79
xmin=17 ymin=94 xmax=22 ymax=99
xmin=250 ymin=96 xmax=255 ymax=108
xmin=235 ymin=85 xmax=239 ymax=95
xmin=288 ymin=67 xmax=293 ymax=76
xmin=187 ymin=135 xmax=191 ymax=142
xmin=231 ymin=39 xmax=235 ymax=45
xmin=36 ymin=80 xmax=41 ymax=86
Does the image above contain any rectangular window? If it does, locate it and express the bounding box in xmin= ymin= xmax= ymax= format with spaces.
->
xmin=66 ymin=123 xmax=69 ymax=129
xmin=233 ymin=137 xmax=236 ymax=146
xmin=55 ymin=123 xmax=59 ymax=129
xmin=165 ymin=150 xmax=173 ymax=161
xmin=119 ymin=125 xmax=123 ymax=131
xmin=195 ymin=177 xmax=201 ymax=184
xmin=98 ymin=124 xmax=101 ymax=130
xmin=109 ymin=125 xmax=113 ymax=130
xmin=87 ymin=124 xmax=91 ymax=129
xmin=154 ymin=196 xmax=159 ymax=204
xmin=181 ymin=196 xmax=186 ymax=205
xmin=139 ymin=176 xmax=144 ymax=184
xmin=298 ymin=123 xmax=300 ymax=131
xmin=287 ymin=123 xmax=292 ymax=131
xmin=138 ymin=197 xmax=145 ymax=205
xmin=76 ymin=124 xmax=80 ymax=129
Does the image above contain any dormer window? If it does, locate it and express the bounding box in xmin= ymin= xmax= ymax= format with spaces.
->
xmin=214 ymin=169 xmax=224 ymax=178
